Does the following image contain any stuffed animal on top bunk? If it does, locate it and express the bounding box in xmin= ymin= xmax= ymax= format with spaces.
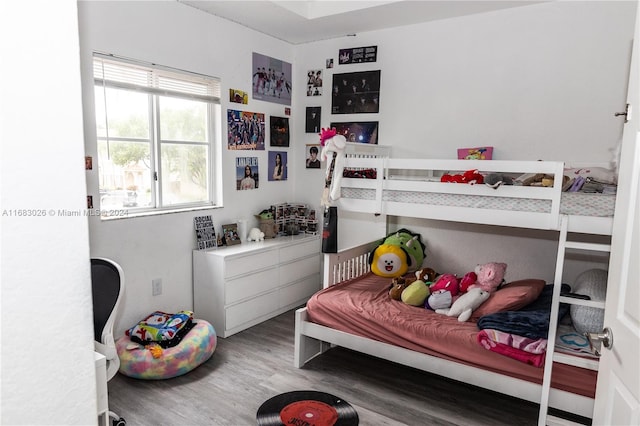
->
xmin=440 ymin=169 xmax=484 ymax=185
xmin=369 ymin=229 xmax=426 ymax=278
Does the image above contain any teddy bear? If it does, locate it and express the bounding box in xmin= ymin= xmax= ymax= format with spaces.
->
xmin=436 ymin=288 xmax=491 ymax=322
xmin=388 ymin=277 xmax=409 ymax=300
xmin=246 ymin=227 xmax=265 ymax=242
xmin=467 ymin=262 xmax=507 ymax=293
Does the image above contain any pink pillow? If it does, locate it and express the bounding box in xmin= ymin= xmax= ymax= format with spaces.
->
xmin=471 ymin=279 xmax=546 ymax=320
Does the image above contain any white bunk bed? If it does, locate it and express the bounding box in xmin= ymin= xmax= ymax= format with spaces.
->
xmin=294 ymin=144 xmax=614 ymax=425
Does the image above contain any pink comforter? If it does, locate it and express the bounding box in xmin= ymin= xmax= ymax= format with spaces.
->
xmin=306 ymin=273 xmax=596 ymax=398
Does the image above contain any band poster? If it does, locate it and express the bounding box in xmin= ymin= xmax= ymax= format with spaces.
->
xmin=227 ymin=109 xmax=265 ymax=150
xmin=338 ymin=46 xmax=377 ymax=65
xmin=252 ymin=52 xmax=292 ymax=106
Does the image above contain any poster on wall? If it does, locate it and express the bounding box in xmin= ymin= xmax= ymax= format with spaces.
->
xmin=305 ymin=144 xmax=321 ymax=169
xmin=268 ymin=151 xmax=287 ymax=181
xmin=338 ymin=46 xmax=377 ymax=65
xmin=236 ymin=156 xmax=259 ymax=190
xmin=229 ymin=88 xmax=249 ymax=104
xmin=305 ymin=107 xmax=321 ymax=134
xmin=252 ymin=52 xmax=292 ymax=106
xmin=227 ymin=109 xmax=265 ymax=150
xmin=306 ymin=69 xmax=323 ymax=96
xmin=270 ymin=116 xmax=290 ymax=147
xmin=330 ymin=121 xmax=379 ymax=144
xmin=331 ymin=70 xmax=380 ymax=114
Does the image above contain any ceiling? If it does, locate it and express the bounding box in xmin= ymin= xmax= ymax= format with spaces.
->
xmin=177 ymin=0 xmax=544 ymax=45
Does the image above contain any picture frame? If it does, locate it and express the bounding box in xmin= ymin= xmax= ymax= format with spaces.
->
xmin=330 ymin=121 xmax=379 ymax=144
xmin=269 ymin=116 xmax=290 ymax=147
xmin=222 ymin=223 xmax=241 ymax=246
xmin=331 ymin=70 xmax=381 ymax=114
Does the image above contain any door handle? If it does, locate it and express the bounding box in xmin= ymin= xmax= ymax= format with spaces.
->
xmin=614 ymin=103 xmax=630 ymax=123
xmin=584 ymin=327 xmax=613 ymax=356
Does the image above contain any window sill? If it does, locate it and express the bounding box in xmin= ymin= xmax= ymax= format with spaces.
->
xmin=99 ymin=204 xmax=221 ymax=221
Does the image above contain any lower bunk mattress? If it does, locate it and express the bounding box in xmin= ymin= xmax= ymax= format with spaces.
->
xmin=306 ymin=273 xmax=596 ymax=398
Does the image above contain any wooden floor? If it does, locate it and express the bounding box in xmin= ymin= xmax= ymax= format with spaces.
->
xmin=107 ymin=309 xmax=542 ymax=426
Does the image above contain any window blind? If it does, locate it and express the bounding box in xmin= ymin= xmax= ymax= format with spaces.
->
xmin=93 ymin=53 xmax=221 ymax=103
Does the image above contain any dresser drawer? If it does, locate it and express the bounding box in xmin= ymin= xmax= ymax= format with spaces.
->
xmin=279 ymin=255 xmax=320 ymax=285
xmin=225 ymin=249 xmax=278 ymax=278
xmin=225 ymin=290 xmax=280 ymax=330
xmin=225 ymin=267 xmax=279 ymax=305
xmin=279 ymin=274 xmax=321 ymax=307
xmin=280 ymin=239 xmax=320 ymax=263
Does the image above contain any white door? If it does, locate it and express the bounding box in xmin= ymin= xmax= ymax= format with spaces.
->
xmin=592 ymin=2 xmax=640 ymax=424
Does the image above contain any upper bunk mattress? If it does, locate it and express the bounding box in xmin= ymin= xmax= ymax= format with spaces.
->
xmin=306 ymin=273 xmax=596 ymax=398
xmin=341 ymin=188 xmax=615 ymax=217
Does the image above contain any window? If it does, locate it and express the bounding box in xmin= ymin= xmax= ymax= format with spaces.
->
xmin=93 ymin=53 xmax=221 ymax=217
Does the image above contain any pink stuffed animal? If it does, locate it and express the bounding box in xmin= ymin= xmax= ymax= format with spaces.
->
xmin=467 ymin=262 xmax=507 ymax=293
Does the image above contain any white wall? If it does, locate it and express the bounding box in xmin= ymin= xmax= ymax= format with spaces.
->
xmin=77 ymin=1 xmax=636 ymax=337
xmin=292 ymin=1 xmax=635 ymax=281
xmin=77 ymin=1 xmax=310 ymax=336
xmin=0 ymin=1 xmax=96 ymax=423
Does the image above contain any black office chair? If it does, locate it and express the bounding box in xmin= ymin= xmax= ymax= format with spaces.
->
xmin=91 ymin=258 xmax=126 ymax=426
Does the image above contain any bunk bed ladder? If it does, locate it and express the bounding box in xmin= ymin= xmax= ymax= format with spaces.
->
xmin=538 ymin=215 xmax=610 ymax=426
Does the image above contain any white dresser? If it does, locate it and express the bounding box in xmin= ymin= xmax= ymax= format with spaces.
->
xmin=193 ymin=234 xmax=321 ymax=337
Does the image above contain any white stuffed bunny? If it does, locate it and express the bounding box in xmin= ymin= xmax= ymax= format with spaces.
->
xmin=436 ymin=288 xmax=490 ymax=322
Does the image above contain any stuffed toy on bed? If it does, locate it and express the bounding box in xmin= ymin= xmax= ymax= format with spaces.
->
xmin=467 ymin=262 xmax=507 ymax=293
xmin=436 ymin=288 xmax=491 ymax=322
xmin=369 ymin=229 xmax=427 ymax=278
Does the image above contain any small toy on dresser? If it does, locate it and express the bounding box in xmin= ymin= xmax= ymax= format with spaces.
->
xmin=247 ymin=228 xmax=265 ymax=242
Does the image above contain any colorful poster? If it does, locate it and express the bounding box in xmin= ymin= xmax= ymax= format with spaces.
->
xmin=227 ymin=109 xmax=265 ymax=150
xmin=268 ymin=151 xmax=287 ymax=181
xmin=229 ymin=88 xmax=248 ymax=104
xmin=236 ymin=156 xmax=259 ymax=190
xmin=252 ymin=52 xmax=292 ymax=106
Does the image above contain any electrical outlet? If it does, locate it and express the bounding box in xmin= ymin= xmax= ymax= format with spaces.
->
xmin=152 ymin=278 xmax=162 ymax=296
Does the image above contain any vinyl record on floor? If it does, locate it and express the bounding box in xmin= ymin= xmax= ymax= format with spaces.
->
xmin=256 ymin=390 xmax=359 ymax=426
